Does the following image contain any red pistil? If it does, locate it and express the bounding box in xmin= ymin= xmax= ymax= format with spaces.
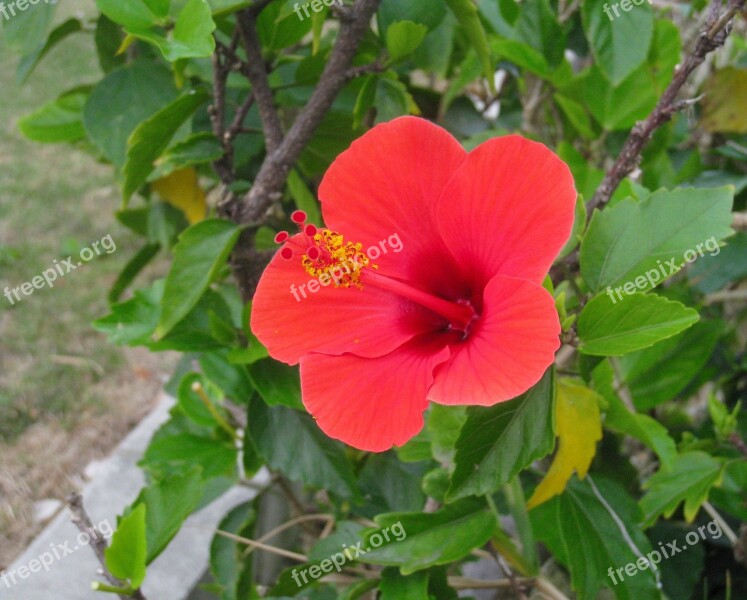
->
xmin=364 ymin=270 xmax=477 ymax=333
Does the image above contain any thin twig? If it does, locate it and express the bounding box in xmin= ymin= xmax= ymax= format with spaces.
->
xmin=215 ymin=530 xmax=308 ymax=562
xmin=704 ymin=288 xmax=747 ymax=305
xmin=242 ymin=513 xmax=334 ymax=557
xmin=588 ymin=0 xmax=746 ymax=213
xmin=702 ymin=501 xmax=739 ymax=545
xmin=67 ymin=494 xmax=147 ymax=600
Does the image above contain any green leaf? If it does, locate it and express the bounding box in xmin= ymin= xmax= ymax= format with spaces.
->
xmin=427 ymin=404 xmax=466 ymax=465
xmin=386 ymin=21 xmax=428 ymax=62
xmin=581 ymin=20 xmax=680 ymax=130
xmin=578 ymin=293 xmax=699 ymax=356
xmin=16 ymin=18 xmax=83 ymax=84
xmin=2 ymin=0 xmax=57 ymax=55
xmin=688 ymin=231 xmax=747 ymax=293
xmin=444 ymin=0 xmax=494 ymax=90
xmin=210 ymin=501 xmax=256 ymax=600
xmin=248 ymin=359 xmax=303 ymax=410
xmin=530 ymin=477 xmax=659 ymax=600
xmin=105 ymin=504 xmax=147 ymax=589
xmin=582 ymin=0 xmax=653 ymax=85
xmin=129 ymin=469 xmax=205 ymax=563
xmin=95 ymin=14 xmax=126 ymax=73
xmin=513 ymin=0 xmax=565 ymax=69
xmin=361 ymin=497 xmax=496 ymax=575
xmin=592 ymin=361 xmax=677 ymax=469
xmin=377 ymin=0 xmax=447 ymax=34
xmin=108 ymin=243 xmax=160 ymax=303
xmin=142 ymin=431 xmax=237 ymax=480
xmin=358 ymin=453 xmax=426 ymax=515
xmin=122 ymin=87 xmax=210 ymax=203
xmin=249 ymin=398 xmax=360 ymax=500
xmin=380 ymin=568 xmax=429 ymax=599
xmin=554 ymin=94 xmax=595 ymax=139
xmin=154 ymin=133 xmax=224 ymax=178
xmin=375 ymin=76 xmax=415 ymax=123
xmin=639 ymin=451 xmax=725 ymax=527
xmin=447 ymin=370 xmax=555 ymax=501
xmin=155 ymin=219 xmax=242 ymax=338
xmin=96 ymin=0 xmax=169 ymax=30
xmin=83 ymin=61 xmax=178 ymax=167
xmin=18 ymin=88 xmax=88 ymax=143
xmin=618 ymin=320 xmax=723 ymax=410
xmin=134 ymin=0 xmax=217 ymax=61
xmin=581 ymin=187 xmax=734 ymax=294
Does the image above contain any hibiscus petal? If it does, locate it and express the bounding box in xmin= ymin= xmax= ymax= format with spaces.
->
xmin=251 ymin=237 xmax=441 ymax=365
xmin=436 ymin=135 xmax=576 ymax=287
xmin=428 ymin=275 xmax=560 ymax=406
xmin=300 ymin=338 xmax=451 ymax=452
xmin=318 ymin=116 xmax=469 ymax=297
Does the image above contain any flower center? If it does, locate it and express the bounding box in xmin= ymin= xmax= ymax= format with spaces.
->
xmin=276 ymin=212 xmax=478 ymax=334
xmin=276 ymin=211 xmax=374 ymax=289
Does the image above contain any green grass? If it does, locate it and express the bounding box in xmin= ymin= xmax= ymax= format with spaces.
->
xmin=0 ymin=0 xmax=154 ymax=439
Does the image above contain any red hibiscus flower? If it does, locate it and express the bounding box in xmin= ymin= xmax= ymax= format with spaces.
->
xmin=251 ymin=117 xmax=576 ymax=452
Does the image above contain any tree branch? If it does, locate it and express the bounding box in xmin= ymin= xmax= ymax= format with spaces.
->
xmin=67 ymin=493 xmax=147 ymax=600
xmin=229 ymin=0 xmax=382 ymax=227
xmin=588 ymin=0 xmax=746 ymax=213
xmin=236 ymin=7 xmax=284 ymax=153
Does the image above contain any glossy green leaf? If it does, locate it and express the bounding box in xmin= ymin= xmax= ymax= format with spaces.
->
xmin=530 ymin=477 xmax=659 ymax=600
xmin=129 ymin=468 xmax=205 ymax=563
xmin=361 ymin=498 xmax=496 ymax=574
xmin=105 ymin=503 xmax=147 ymax=589
xmin=18 ymin=88 xmax=88 ymax=143
xmin=16 ymin=17 xmax=83 ymax=84
xmin=2 ymin=0 xmax=57 ymax=55
xmin=380 ymin=568 xmax=429 ymax=599
xmin=444 ymin=0 xmax=494 ymax=90
xmin=247 ymin=359 xmax=303 ymax=409
xmin=83 ymin=61 xmax=178 ymax=166
xmin=155 ymin=219 xmax=242 ymax=338
xmin=581 ymin=187 xmax=734 ymax=294
xmin=134 ymin=0 xmax=217 ymax=61
xmin=210 ymin=501 xmax=256 ymax=600
xmin=618 ymin=320 xmax=722 ymax=409
xmin=582 ymin=0 xmax=653 ymax=85
xmin=386 ymin=20 xmax=428 ymax=62
xmin=377 ymin=0 xmax=447 ymax=34
xmin=123 ymin=87 xmax=210 ymax=202
xmin=578 ymin=293 xmax=699 ymax=356
xmin=639 ymin=452 xmax=725 ymax=527
xmin=96 ymin=0 xmax=169 ymax=30
xmin=447 ymin=370 xmax=555 ymax=501
xmin=248 ymin=398 xmax=360 ymax=500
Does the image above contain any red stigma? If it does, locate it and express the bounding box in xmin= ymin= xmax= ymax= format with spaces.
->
xmin=291 ymin=210 xmax=307 ymax=224
xmin=305 ymin=224 xmax=318 ymax=236
xmin=280 ymin=247 xmax=293 ymax=260
xmin=307 ymin=246 xmax=320 ymax=260
xmin=274 ymin=231 xmax=290 ymax=244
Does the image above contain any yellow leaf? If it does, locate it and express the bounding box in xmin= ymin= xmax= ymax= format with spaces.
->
xmin=151 ymin=167 xmax=207 ymax=224
xmin=526 ymin=379 xmax=602 ymax=510
xmin=701 ymin=67 xmax=747 ymax=133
